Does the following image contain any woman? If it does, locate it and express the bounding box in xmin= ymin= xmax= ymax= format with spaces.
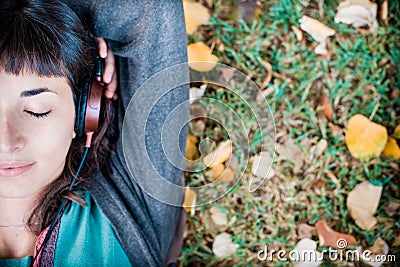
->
xmin=0 ymin=0 xmax=188 ymax=266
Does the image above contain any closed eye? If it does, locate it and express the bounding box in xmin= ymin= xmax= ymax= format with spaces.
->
xmin=25 ymin=110 xmax=52 ymax=118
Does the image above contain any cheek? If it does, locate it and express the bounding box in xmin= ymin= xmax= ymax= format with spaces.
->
xmin=29 ymin=102 xmax=76 ymax=159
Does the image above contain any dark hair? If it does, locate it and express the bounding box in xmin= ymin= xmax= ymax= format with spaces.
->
xmin=0 ymin=0 xmax=118 ymax=234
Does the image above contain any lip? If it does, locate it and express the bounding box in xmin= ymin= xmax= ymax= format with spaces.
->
xmin=0 ymin=162 xmax=35 ymax=177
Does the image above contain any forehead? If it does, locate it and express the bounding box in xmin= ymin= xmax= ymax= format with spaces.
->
xmin=0 ymin=71 xmax=71 ymax=96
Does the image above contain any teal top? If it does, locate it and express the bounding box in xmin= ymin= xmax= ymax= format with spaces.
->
xmin=0 ymin=191 xmax=132 ymax=266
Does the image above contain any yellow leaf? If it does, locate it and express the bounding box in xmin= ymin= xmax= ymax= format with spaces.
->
xmin=382 ymin=137 xmax=400 ymax=159
xmin=393 ymin=124 xmax=400 ymax=139
xmin=187 ymin=42 xmax=218 ymax=72
xmin=182 ymin=187 xmax=196 ymax=215
xmin=347 ymin=180 xmax=382 ymax=230
xmin=182 ymin=0 xmax=210 ymax=35
xmin=345 ymin=114 xmax=388 ymax=159
xmin=203 ymin=140 xmax=232 ymax=168
xmin=205 ymin=163 xmax=235 ymax=183
xmin=186 ymin=134 xmax=199 ymax=160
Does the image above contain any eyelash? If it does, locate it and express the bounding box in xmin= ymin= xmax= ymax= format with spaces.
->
xmin=25 ymin=110 xmax=52 ymax=118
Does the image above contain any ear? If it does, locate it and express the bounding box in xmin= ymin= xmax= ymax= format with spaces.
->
xmin=72 ymin=131 xmax=76 ymax=139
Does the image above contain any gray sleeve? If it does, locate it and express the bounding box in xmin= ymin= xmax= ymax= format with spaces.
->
xmin=64 ymin=1 xmax=189 ymax=266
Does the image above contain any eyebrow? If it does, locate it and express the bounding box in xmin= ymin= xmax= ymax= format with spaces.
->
xmin=20 ymin=88 xmax=57 ymax=97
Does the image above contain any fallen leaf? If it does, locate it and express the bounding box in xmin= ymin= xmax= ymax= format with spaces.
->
xmin=393 ymin=124 xmax=400 ymax=139
xmin=256 ymin=86 xmax=275 ymax=103
xmin=315 ymin=220 xmax=357 ymax=248
xmin=299 ymin=15 xmax=335 ymax=55
xmin=210 ymin=206 xmax=228 ymax=230
xmin=317 ymin=93 xmax=333 ymax=121
xmin=203 ymin=140 xmax=232 ymax=168
xmin=380 ymin=0 xmax=388 ymax=25
xmin=277 ymin=138 xmax=304 ymax=173
xmin=291 ymin=25 xmax=303 ymax=41
xmin=358 ymin=238 xmax=389 ymax=267
xmin=238 ymin=0 xmax=260 ymax=24
xmin=293 ymin=238 xmax=323 ymax=267
xmin=183 ymin=0 xmax=210 ymax=34
xmin=186 ymin=134 xmax=199 ymax=161
xmin=383 ymin=201 xmax=400 ymax=216
xmin=257 ymin=57 xmax=273 ymax=90
xmin=309 ymin=139 xmax=328 ymax=162
xmin=334 ymin=0 xmax=378 ymax=31
xmin=297 ymin=223 xmax=315 ymax=239
xmin=393 ymin=235 xmax=400 ymax=247
xmin=329 ymin=123 xmax=343 ymax=138
xmin=189 ymin=84 xmax=207 ymax=104
xmin=345 ymin=114 xmax=388 ymax=160
xmin=382 ymin=137 xmax=400 ymax=159
xmin=212 ymin=232 xmax=239 ymax=257
xmin=187 ymin=42 xmax=218 ymax=72
xmin=370 ymin=238 xmax=389 ymax=255
xmin=250 ymin=151 xmax=274 ymax=179
xmin=205 ymin=164 xmax=235 ymax=183
xmin=183 ymin=187 xmax=197 ymax=215
xmin=347 ymin=180 xmax=382 ymax=230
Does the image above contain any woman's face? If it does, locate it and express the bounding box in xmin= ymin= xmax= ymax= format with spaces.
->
xmin=0 ymin=71 xmax=75 ymax=199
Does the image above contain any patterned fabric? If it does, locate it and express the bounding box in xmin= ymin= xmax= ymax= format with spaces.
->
xmin=33 ymin=219 xmax=61 ymax=267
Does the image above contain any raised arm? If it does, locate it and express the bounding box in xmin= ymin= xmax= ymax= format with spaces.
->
xmin=63 ymin=1 xmax=189 ymax=265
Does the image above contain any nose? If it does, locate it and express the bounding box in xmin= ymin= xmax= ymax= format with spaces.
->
xmin=0 ymin=115 xmax=26 ymax=154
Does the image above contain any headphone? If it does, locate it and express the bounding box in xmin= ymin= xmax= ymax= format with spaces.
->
xmin=75 ymin=55 xmax=105 ymax=147
xmin=34 ymin=55 xmax=107 ymax=265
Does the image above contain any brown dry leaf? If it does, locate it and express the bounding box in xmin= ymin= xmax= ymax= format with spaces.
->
xmin=347 ymin=180 xmax=383 ymax=230
xmin=380 ymin=0 xmax=388 ymax=25
xmin=203 ymin=140 xmax=232 ymax=168
xmin=393 ymin=124 xmax=400 ymax=139
xmin=317 ymin=93 xmax=333 ymax=121
xmin=315 ymin=220 xmax=357 ymax=248
xmin=293 ymin=238 xmax=323 ymax=267
xmin=250 ymin=152 xmax=274 ymax=179
xmin=256 ymin=86 xmax=274 ymax=103
xmin=212 ymin=232 xmax=239 ymax=257
xmin=187 ymin=42 xmax=218 ymax=72
xmin=183 ymin=0 xmax=210 ymax=35
xmin=297 ymin=223 xmax=315 ymax=239
xmin=382 ymin=137 xmax=400 ymax=159
xmin=393 ymin=235 xmax=400 ymax=247
xmin=299 ymin=15 xmax=335 ymax=55
xmin=335 ymin=0 xmax=378 ymax=31
xmin=182 ymin=187 xmax=197 ymax=215
xmin=358 ymin=238 xmax=389 ymax=267
xmin=238 ymin=0 xmax=261 ymax=24
xmin=345 ymin=114 xmax=388 ymax=160
xmin=291 ymin=25 xmax=303 ymax=41
xmin=257 ymin=57 xmax=273 ymax=90
xmin=277 ymin=138 xmax=304 ymax=173
xmin=309 ymin=139 xmax=328 ymax=162
xmin=383 ymin=201 xmax=400 ymax=216
xmin=186 ymin=134 xmax=199 ymax=161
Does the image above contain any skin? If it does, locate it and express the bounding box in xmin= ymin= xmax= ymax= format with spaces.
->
xmin=0 ymin=38 xmax=116 ymax=259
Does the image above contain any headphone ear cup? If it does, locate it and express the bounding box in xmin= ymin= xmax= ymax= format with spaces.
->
xmin=75 ymin=76 xmax=91 ymax=138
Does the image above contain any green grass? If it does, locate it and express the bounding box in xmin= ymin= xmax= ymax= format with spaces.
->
xmin=182 ymin=0 xmax=400 ymax=266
